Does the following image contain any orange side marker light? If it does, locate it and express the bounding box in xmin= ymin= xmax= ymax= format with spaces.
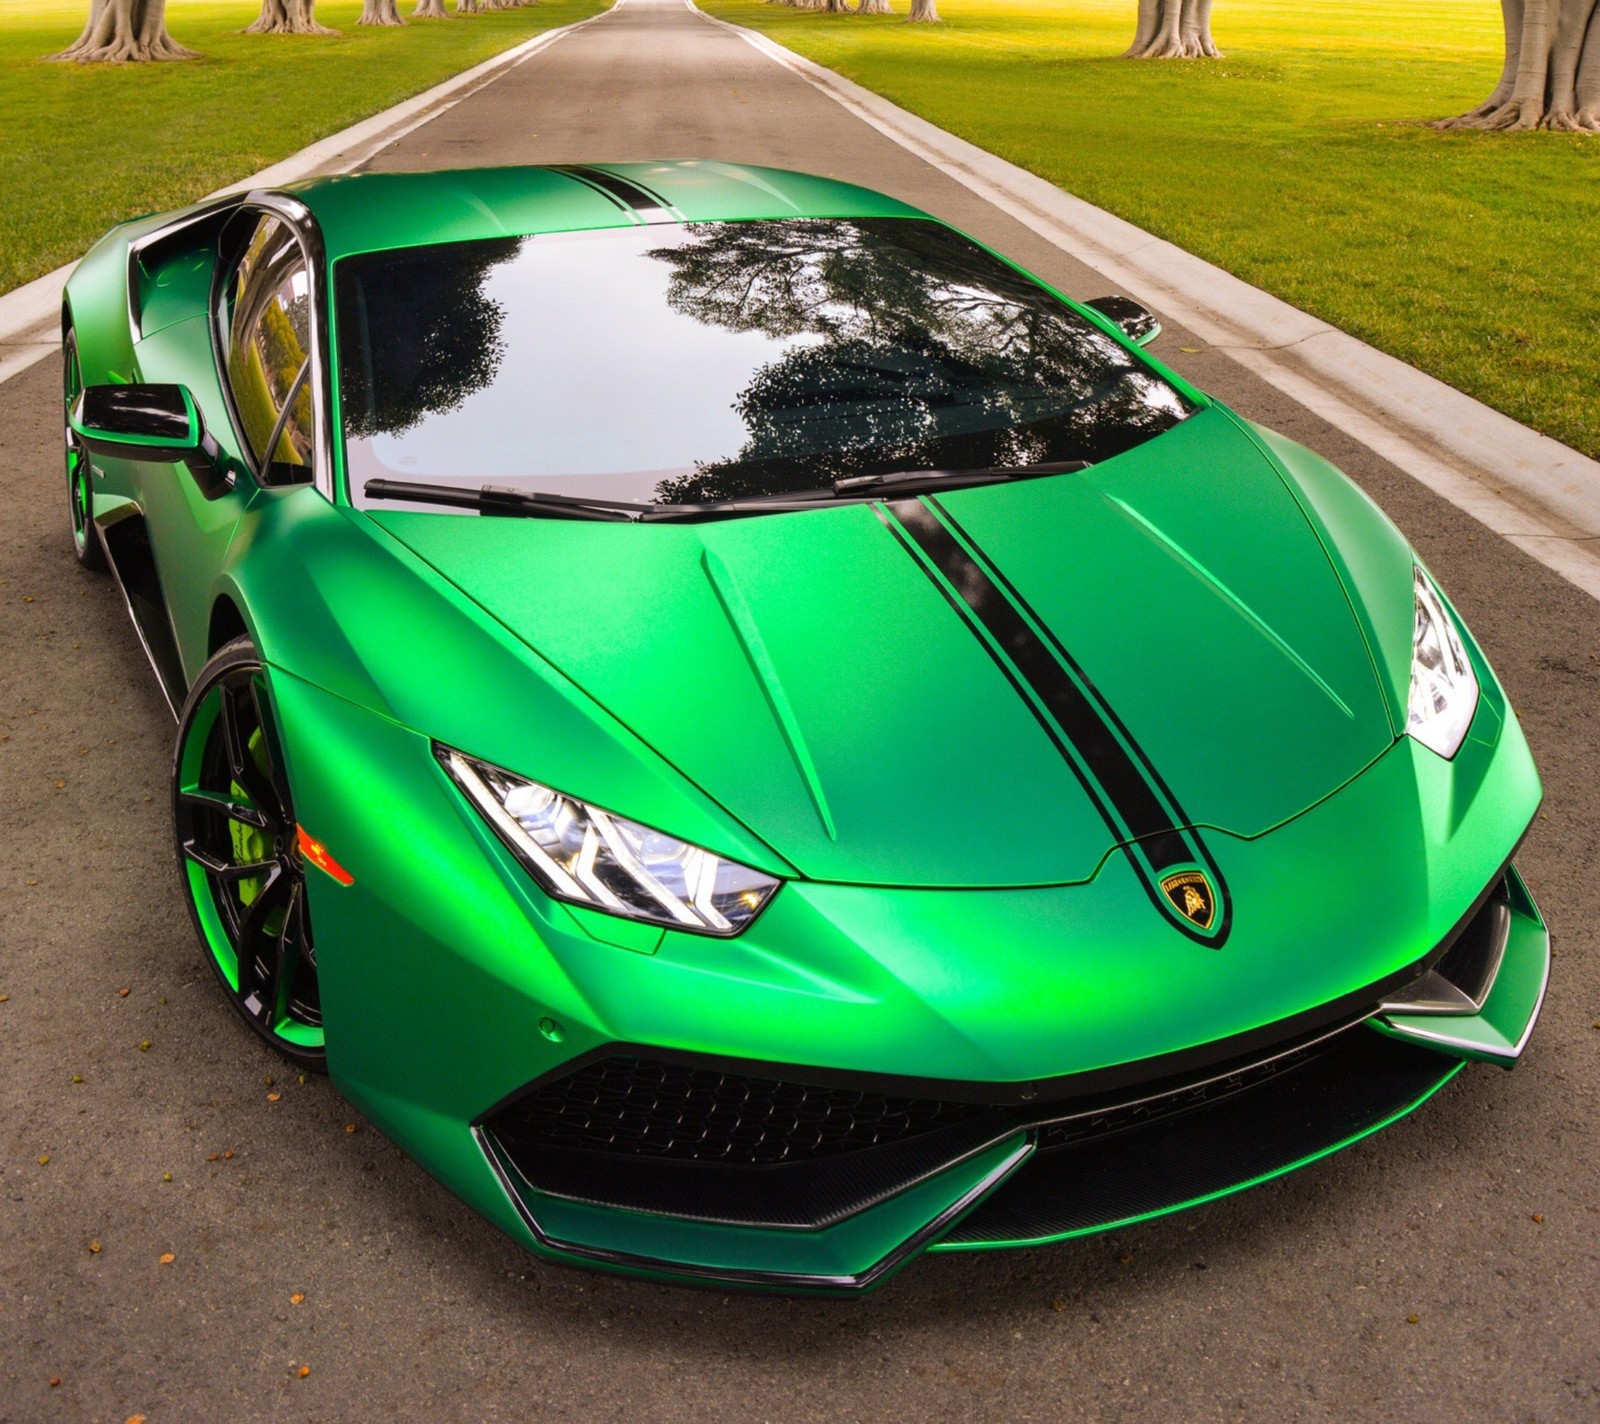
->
xmin=296 ymin=825 xmax=354 ymax=886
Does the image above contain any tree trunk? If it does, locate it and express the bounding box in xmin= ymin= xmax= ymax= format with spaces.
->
xmin=1124 ymin=0 xmax=1221 ymax=58
xmin=49 ymin=0 xmax=198 ymax=61
xmin=413 ymin=0 xmax=450 ymax=16
xmin=856 ymin=0 xmax=892 ymax=12
xmin=823 ymin=0 xmax=850 ymax=12
xmin=246 ymin=0 xmax=339 ymax=34
xmin=907 ymin=0 xmax=939 ymax=20
xmin=455 ymin=0 xmax=482 ymax=12
xmin=358 ymin=0 xmax=405 ymax=22
xmin=1440 ymin=0 xmax=1600 ymax=130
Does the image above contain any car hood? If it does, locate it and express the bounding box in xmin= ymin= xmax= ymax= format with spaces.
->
xmin=369 ymin=408 xmax=1396 ymax=887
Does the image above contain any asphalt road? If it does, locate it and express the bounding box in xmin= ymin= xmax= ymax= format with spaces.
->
xmin=3 ymin=1 xmax=1598 ymax=1418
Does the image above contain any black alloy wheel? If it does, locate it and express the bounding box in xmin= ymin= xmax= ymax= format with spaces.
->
xmin=173 ymin=636 xmax=326 ymax=1068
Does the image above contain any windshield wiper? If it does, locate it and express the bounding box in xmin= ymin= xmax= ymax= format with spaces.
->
xmin=364 ymin=479 xmax=643 ymax=523
xmin=830 ymin=460 xmax=1091 ymax=497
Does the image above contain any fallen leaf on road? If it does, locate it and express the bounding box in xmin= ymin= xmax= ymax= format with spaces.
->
xmin=291 ymin=1292 xmax=305 ymax=1305
xmin=298 ymin=1366 xmax=311 ymax=1379
xmin=159 ymin=1253 xmax=175 ymax=1265
xmin=37 ymin=1155 xmax=50 ymax=1166
xmin=1406 ymin=1314 xmax=1420 ymax=1325
xmin=138 ymin=1041 xmax=151 ymax=1052
xmin=162 ymin=1173 xmax=172 ymax=1182
xmin=206 ymin=1154 xmax=220 ymax=1162
xmin=1532 ymin=1213 xmax=1544 ymax=1224
xmin=0 ymin=994 xmax=9 ymax=1003
xmin=267 ymin=1092 xmax=281 ymax=1103
xmin=88 ymin=1241 xmax=101 ymax=1254
xmin=49 ymin=1377 xmax=60 ymax=1388
xmin=222 ymin=1150 xmax=234 ymax=1160
xmin=345 ymin=1124 xmax=357 ymax=1134
xmin=118 ymin=988 xmax=130 ymax=998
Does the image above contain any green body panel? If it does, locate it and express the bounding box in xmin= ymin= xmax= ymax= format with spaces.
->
xmin=59 ymin=162 xmax=1549 ymax=1289
xmin=288 ymin=162 xmax=922 ymax=265
xmin=373 ymin=408 xmax=1395 ymax=886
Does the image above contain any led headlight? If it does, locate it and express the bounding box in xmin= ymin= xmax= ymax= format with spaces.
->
xmin=438 ymin=747 xmax=780 ymax=936
xmin=1407 ymin=566 xmax=1478 ymax=760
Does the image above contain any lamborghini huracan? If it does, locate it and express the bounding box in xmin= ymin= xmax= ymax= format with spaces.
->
xmin=61 ymin=161 xmax=1548 ymax=1292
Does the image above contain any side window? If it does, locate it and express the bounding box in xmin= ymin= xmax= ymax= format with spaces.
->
xmin=222 ymin=215 xmax=316 ymax=481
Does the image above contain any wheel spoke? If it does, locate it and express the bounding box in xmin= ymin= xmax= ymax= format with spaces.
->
xmin=268 ymin=882 xmax=305 ymax=1026
xmin=217 ymin=679 xmax=288 ymax=828
xmin=235 ymin=866 xmax=290 ymax=1022
xmin=182 ymin=840 xmax=277 ymax=882
xmin=179 ymin=789 xmax=271 ymax=829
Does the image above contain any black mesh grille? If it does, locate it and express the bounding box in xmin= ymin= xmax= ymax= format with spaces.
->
xmin=493 ymin=1055 xmax=987 ymax=1167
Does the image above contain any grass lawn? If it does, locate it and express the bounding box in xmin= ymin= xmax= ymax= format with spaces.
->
xmin=0 ymin=0 xmax=607 ymax=297
xmin=700 ymin=0 xmax=1600 ymax=459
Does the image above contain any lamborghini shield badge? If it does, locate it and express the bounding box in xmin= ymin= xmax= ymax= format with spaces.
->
xmin=1159 ymin=869 xmax=1217 ymax=933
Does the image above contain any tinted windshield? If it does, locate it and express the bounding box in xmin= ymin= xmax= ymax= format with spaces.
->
xmin=334 ymin=218 xmax=1195 ymax=509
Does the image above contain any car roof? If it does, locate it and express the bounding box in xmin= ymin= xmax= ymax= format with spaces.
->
xmin=278 ymin=161 xmax=928 ymax=262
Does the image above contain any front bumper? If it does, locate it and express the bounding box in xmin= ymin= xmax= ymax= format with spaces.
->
xmin=268 ymin=667 xmax=1546 ymax=1292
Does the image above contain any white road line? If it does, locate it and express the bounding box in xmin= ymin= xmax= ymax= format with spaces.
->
xmin=696 ymin=5 xmax=1600 ymax=602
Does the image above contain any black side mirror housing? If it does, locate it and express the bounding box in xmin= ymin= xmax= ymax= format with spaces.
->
xmin=1085 ymin=295 xmax=1163 ymax=348
xmin=70 ymin=384 xmax=230 ymax=499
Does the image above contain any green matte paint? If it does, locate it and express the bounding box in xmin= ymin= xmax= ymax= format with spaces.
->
xmin=62 ymin=163 xmax=1549 ymax=1289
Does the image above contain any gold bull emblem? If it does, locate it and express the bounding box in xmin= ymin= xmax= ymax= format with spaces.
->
xmin=1159 ymin=870 xmax=1216 ymax=932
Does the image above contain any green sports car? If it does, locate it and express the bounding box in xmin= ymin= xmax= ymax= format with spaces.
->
xmin=63 ymin=161 xmax=1547 ymax=1293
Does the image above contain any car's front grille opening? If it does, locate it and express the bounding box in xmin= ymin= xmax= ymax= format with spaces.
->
xmin=491 ymin=1055 xmax=989 ymax=1168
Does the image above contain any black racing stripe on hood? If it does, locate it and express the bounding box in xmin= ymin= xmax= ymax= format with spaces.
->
xmin=882 ymin=495 xmax=1232 ymax=947
xmin=557 ymin=167 xmax=677 ymax=224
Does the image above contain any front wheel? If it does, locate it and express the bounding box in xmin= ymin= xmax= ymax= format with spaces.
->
xmin=173 ymin=637 xmax=326 ymax=1069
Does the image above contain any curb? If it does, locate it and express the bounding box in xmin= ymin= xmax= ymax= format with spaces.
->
xmin=706 ymin=12 xmax=1600 ymax=601
xmin=0 ymin=3 xmax=613 ymax=388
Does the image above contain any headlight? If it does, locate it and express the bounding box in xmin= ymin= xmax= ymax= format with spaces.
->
xmin=438 ymin=747 xmax=780 ymax=936
xmin=1407 ymin=566 xmax=1478 ymax=760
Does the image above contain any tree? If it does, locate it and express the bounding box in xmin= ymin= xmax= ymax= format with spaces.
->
xmin=856 ymin=0 xmax=893 ymax=13
xmin=907 ymin=0 xmax=939 ymax=19
xmin=1440 ymin=0 xmax=1600 ymax=130
xmin=247 ymin=0 xmax=338 ymax=35
xmin=455 ymin=0 xmax=483 ymax=13
xmin=413 ymin=0 xmax=451 ymax=17
xmin=49 ymin=0 xmax=197 ymax=61
xmin=1124 ymin=0 xmax=1220 ymax=58
xmin=358 ymin=0 xmax=405 ymax=22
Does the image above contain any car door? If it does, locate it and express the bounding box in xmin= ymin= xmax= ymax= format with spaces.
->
xmin=135 ymin=209 xmax=322 ymax=688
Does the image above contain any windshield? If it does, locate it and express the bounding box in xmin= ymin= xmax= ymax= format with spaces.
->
xmin=333 ymin=218 xmax=1196 ymax=511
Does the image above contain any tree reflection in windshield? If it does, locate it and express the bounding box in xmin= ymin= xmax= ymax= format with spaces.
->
xmin=336 ymin=219 xmax=1193 ymax=510
xmin=646 ymin=219 xmax=1191 ymax=504
xmin=337 ymin=237 xmax=520 ymax=440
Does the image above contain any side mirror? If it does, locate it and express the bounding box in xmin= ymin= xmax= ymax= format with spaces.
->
xmin=70 ymin=384 xmax=229 ymax=499
xmin=1085 ymin=295 xmax=1162 ymax=348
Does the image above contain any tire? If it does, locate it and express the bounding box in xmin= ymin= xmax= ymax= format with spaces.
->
xmin=63 ymin=329 xmax=108 ymax=573
xmin=172 ymin=636 xmax=327 ymax=1069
